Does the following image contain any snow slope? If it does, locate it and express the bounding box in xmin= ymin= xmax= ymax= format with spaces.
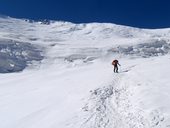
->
xmin=0 ymin=16 xmax=170 ymax=128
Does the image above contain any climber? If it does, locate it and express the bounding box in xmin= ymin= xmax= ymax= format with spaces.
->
xmin=112 ymin=59 xmax=121 ymax=73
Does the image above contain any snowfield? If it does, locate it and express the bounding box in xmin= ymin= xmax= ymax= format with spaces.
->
xmin=0 ymin=16 xmax=170 ymax=128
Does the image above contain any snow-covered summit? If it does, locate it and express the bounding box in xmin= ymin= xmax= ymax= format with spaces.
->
xmin=0 ymin=16 xmax=168 ymax=41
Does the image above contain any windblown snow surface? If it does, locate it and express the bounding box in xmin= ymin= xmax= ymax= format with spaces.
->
xmin=1 ymin=16 xmax=170 ymax=128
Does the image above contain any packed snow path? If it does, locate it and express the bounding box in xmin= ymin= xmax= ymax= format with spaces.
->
xmin=66 ymin=68 xmax=149 ymax=128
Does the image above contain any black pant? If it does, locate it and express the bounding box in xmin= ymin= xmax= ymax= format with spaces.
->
xmin=114 ymin=65 xmax=118 ymax=73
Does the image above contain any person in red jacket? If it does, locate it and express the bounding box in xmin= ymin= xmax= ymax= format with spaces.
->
xmin=112 ymin=59 xmax=121 ymax=73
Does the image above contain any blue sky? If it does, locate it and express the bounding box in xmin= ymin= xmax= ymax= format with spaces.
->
xmin=0 ymin=0 xmax=170 ymax=28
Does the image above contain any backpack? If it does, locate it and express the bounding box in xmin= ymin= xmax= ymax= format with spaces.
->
xmin=112 ymin=60 xmax=118 ymax=65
